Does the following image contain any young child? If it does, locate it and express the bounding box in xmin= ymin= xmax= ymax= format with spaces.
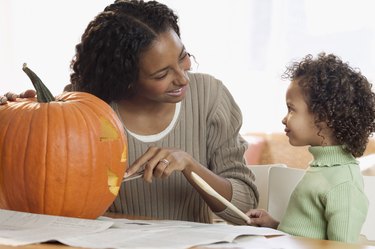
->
xmin=246 ymin=53 xmax=375 ymax=243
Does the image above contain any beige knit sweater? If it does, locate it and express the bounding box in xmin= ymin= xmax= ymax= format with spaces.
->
xmin=108 ymin=73 xmax=258 ymax=224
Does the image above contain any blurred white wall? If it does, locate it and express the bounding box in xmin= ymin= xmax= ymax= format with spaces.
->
xmin=1 ymin=0 xmax=375 ymax=133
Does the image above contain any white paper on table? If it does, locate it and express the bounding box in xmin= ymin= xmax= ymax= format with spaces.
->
xmin=60 ymin=217 xmax=286 ymax=249
xmin=0 ymin=209 xmax=114 ymax=246
xmin=0 ymin=210 xmax=286 ymax=249
xmin=99 ymin=216 xmax=286 ymax=236
xmin=202 ymin=235 xmax=283 ymax=249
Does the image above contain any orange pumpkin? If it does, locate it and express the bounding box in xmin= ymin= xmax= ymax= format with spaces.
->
xmin=0 ymin=64 xmax=128 ymax=219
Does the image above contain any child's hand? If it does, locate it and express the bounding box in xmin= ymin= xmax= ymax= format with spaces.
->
xmin=246 ymin=209 xmax=280 ymax=229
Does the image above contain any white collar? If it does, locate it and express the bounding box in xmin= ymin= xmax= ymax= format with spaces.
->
xmin=112 ymin=102 xmax=181 ymax=142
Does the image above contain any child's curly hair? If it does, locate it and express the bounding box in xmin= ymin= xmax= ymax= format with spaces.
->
xmin=282 ymin=52 xmax=375 ymax=157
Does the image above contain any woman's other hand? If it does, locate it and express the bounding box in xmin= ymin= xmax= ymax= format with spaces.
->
xmin=0 ymin=90 xmax=36 ymax=104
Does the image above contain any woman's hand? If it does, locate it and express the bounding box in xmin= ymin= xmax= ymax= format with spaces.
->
xmin=246 ymin=209 xmax=280 ymax=229
xmin=126 ymin=145 xmax=232 ymax=213
xmin=125 ymin=145 xmax=195 ymax=183
xmin=0 ymin=90 xmax=36 ymax=104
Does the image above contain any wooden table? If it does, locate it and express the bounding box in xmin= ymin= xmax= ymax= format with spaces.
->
xmin=0 ymin=235 xmax=373 ymax=249
xmin=263 ymin=235 xmax=375 ymax=249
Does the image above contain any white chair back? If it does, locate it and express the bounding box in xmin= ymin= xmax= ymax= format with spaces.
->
xmin=248 ymin=164 xmax=287 ymax=210
xmin=267 ymin=167 xmax=305 ymax=221
xmin=361 ymin=175 xmax=375 ymax=242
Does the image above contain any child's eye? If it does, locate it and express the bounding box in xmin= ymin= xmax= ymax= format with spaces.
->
xmin=287 ymin=105 xmax=294 ymax=113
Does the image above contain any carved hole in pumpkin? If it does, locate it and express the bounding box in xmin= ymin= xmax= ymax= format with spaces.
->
xmin=99 ymin=117 xmax=119 ymax=141
xmin=107 ymin=168 xmax=120 ymax=196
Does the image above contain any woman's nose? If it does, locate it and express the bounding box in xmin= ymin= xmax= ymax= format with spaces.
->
xmin=174 ymin=54 xmax=191 ymax=85
xmin=173 ymin=65 xmax=189 ymax=86
xmin=176 ymin=69 xmax=189 ymax=85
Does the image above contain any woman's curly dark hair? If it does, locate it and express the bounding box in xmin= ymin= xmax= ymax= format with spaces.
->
xmin=69 ymin=0 xmax=180 ymax=103
xmin=282 ymin=52 xmax=375 ymax=157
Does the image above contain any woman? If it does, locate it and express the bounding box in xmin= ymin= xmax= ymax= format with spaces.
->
xmin=3 ymin=0 xmax=258 ymax=224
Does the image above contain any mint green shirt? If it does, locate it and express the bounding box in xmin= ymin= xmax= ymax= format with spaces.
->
xmin=278 ymin=146 xmax=368 ymax=243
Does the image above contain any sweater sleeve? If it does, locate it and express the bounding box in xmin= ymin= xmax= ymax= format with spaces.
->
xmin=325 ymin=181 xmax=368 ymax=243
xmin=205 ymin=81 xmax=259 ymax=224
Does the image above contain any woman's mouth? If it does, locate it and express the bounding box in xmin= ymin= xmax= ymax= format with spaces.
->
xmin=166 ymin=86 xmax=187 ymax=97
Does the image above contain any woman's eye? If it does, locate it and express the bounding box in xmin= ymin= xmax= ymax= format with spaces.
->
xmin=154 ymin=73 xmax=168 ymax=80
xmin=179 ymin=52 xmax=189 ymax=62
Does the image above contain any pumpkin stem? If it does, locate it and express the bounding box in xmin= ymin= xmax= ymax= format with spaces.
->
xmin=22 ymin=63 xmax=55 ymax=102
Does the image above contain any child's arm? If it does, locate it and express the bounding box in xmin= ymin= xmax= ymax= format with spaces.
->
xmin=246 ymin=209 xmax=280 ymax=229
xmin=325 ymin=182 xmax=368 ymax=243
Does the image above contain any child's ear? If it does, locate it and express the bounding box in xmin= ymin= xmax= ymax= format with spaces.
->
xmin=317 ymin=122 xmax=336 ymax=146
